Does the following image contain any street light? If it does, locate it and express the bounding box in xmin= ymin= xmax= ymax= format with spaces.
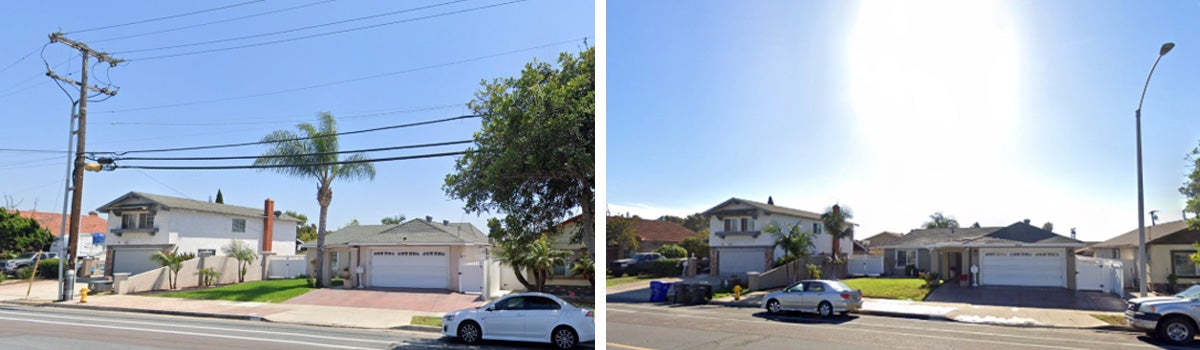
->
xmin=1136 ymin=42 xmax=1174 ymax=297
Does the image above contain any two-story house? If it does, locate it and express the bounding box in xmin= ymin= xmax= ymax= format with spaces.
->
xmin=96 ymin=192 xmax=300 ymax=276
xmin=704 ymin=197 xmax=852 ymax=278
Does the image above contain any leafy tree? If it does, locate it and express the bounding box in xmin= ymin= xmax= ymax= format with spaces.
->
xmin=821 ymin=204 xmax=854 ymax=279
xmin=345 ymin=219 xmax=360 ymax=227
xmin=380 ymin=214 xmax=406 ymax=225
xmin=1042 ymin=222 xmax=1054 ymax=232
xmin=255 ymin=112 xmax=376 ymax=287
xmin=656 ymin=244 xmax=687 ymax=258
xmin=150 ymin=248 xmax=189 ymax=289
xmin=489 ymin=216 xmax=537 ymax=291
xmin=764 ymin=222 xmax=816 ymax=283
xmin=923 ymin=212 xmax=960 ymax=229
xmin=606 ymin=216 xmax=638 ymax=260
xmin=682 ymin=213 xmax=709 ymax=234
xmin=657 ymin=215 xmax=685 ymax=225
xmin=970 ymin=222 xmax=981 ymax=228
xmin=1182 ymin=143 xmax=1200 ymax=229
xmin=215 ymin=189 xmax=224 ymax=204
xmin=443 ymin=46 xmax=595 ymax=255
xmin=679 ymin=236 xmax=709 ymax=259
xmin=286 ymin=211 xmax=318 ymax=244
xmin=223 ymin=239 xmax=257 ymax=283
xmin=523 ymin=236 xmax=568 ymax=293
xmin=570 ymin=252 xmax=595 ymax=287
xmin=0 ymin=209 xmax=53 ymax=256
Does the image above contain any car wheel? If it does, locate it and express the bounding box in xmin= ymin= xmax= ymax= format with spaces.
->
xmin=1158 ymin=316 xmax=1196 ymax=345
xmin=817 ymin=302 xmax=834 ymax=318
xmin=457 ymin=321 xmax=482 ymax=345
xmin=766 ymin=299 xmax=782 ymax=314
xmin=552 ymin=326 xmax=578 ymax=349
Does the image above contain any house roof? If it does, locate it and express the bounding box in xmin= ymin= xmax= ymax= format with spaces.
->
xmin=308 ymin=219 xmax=488 ymax=247
xmin=96 ymin=192 xmax=301 ymax=222
xmin=15 ymin=210 xmax=107 ymax=236
xmin=627 ymin=217 xmax=700 ymax=243
xmin=861 ymin=231 xmax=902 ymax=246
xmin=879 ymin=222 xmax=1085 ymax=248
xmin=702 ymin=197 xmax=823 ymax=221
xmin=1090 ymin=220 xmax=1194 ymax=248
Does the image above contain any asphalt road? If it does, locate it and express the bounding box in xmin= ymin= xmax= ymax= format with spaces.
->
xmin=606 ymin=302 xmax=1193 ymax=350
xmin=0 ymin=305 xmax=592 ymax=349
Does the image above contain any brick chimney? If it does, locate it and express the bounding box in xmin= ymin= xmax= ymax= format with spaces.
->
xmin=263 ymin=198 xmax=274 ymax=252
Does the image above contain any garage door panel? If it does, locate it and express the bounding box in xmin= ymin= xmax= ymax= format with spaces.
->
xmin=370 ymin=247 xmax=449 ymax=289
xmin=981 ymin=248 xmax=1065 ymax=287
xmin=114 ymin=249 xmax=163 ymax=275
xmin=720 ymin=249 xmax=764 ymax=276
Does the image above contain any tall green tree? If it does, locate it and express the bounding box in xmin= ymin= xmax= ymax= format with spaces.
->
xmin=215 ymin=189 xmax=224 ymax=204
xmin=1042 ymin=222 xmax=1054 ymax=232
xmin=606 ymin=216 xmax=638 ymax=260
xmin=681 ymin=213 xmax=709 ymax=234
xmin=255 ymin=112 xmax=376 ymax=287
xmin=821 ymin=204 xmax=854 ymax=279
xmin=0 ymin=209 xmax=53 ymax=256
xmin=380 ymin=214 xmax=406 ymax=225
xmin=679 ymin=236 xmax=709 ymax=259
xmin=286 ymin=211 xmax=317 ymax=244
xmin=444 ymin=46 xmax=595 ymax=254
xmin=1182 ymin=143 xmax=1200 ymax=229
xmin=489 ymin=216 xmax=538 ymax=291
xmin=223 ymin=239 xmax=257 ymax=283
xmin=923 ymin=212 xmax=960 ymax=229
xmin=764 ymin=222 xmax=816 ymax=282
xmin=657 ymin=215 xmax=685 ymax=225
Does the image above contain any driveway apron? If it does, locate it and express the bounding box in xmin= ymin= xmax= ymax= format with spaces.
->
xmin=282 ymin=288 xmax=484 ymax=313
xmin=924 ymin=283 xmax=1126 ymax=312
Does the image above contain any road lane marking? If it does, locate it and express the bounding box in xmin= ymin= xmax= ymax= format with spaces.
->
xmin=608 ymin=304 xmax=1162 ymax=350
xmin=0 ymin=315 xmax=384 ymax=349
xmin=0 ymin=309 xmax=402 ymax=345
xmin=607 ymin=342 xmax=656 ymax=350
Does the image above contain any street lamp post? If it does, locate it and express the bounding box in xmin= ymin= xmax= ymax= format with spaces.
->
xmin=1136 ymin=42 xmax=1174 ymax=298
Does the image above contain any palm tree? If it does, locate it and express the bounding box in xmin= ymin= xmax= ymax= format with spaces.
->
xmin=821 ymin=204 xmax=854 ymax=279
xmin=255 ymin=112 xmax=376 ymax=287
xmin=524 ymin=236 xmax=568 ymax=292
xmin=570 ymin=252 xmax=595 ymax=287
xmin=149 ymin=248 xmax=188 ymax=289
xmin=764 ymin=222 xmax=816 ymax=282
xmin=923 ymin=212 xmax=959 ymax=229
xmin=493 ymin=235 xmax=536 ymax=291
xmin=222 ymin=239 xmax=257 ymax=283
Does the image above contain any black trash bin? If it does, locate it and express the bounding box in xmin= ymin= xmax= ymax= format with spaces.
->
xmin=692 ymin=284 xmax=713 ymax=304
xmin=674 ymin=283 xmax=693 ymax=304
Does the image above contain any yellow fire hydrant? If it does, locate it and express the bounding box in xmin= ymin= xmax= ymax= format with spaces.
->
xmin=733 ymin=284 xmax=743 ymax=301
xmin=79 ymin=287 xmax=90 ymax=303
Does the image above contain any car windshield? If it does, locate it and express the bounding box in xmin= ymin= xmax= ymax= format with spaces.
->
xmin=827 ymin=281 xmax=852 ymax=292
xmin=1174 ymin=285 xmax=1200 ymax=300
xmin=15 ymin=253 xmax=35 ymax=259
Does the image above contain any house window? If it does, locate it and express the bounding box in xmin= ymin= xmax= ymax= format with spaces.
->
xmin=1111 ymin=248 xmax=1120 ymax=259
xmin=553 ymin=251 xmax=580 ymax=278
xmin=896 ymin=250 xmax=917 ymax=267
xmin=1171 ymin=250 xmax=1199 ymax=277
xmin=724 ymin=219 xmax=736 ymax=232
xmin=740 ymin=218 xmax=749 ymax=232
xmin=232 ymin=218 xmax=246 ymax=232
xmin=121 ymin=212 xmax=155 ymax=229
xmin=812 ymin=223 xmax=823 ymax=234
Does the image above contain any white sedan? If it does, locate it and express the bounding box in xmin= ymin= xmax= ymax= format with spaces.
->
xmin=441 ymin=292 xmax=595 ymax=349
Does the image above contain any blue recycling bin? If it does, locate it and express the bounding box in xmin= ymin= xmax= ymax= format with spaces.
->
xmin=649 ymin=281 xmax=670 ymax=302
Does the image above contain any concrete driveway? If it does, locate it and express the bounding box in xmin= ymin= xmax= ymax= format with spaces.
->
xmin=282 ymin=287 xmax=485 ymax=313
xmin=924 ymin=283 xmax=1127 ymax=312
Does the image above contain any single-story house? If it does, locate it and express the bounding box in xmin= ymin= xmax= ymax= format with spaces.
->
xmin=704 ymin=197 xmax=853 ymax=278
xmin=877 ymin=221 xmax=1087 ymax=289
xmin=304 ymin=217 xmax=489 ymax=293
xmin=605 ymin=216 xmax=700 ymax=264
xmin=860 ymin=231 xmax=902 ymax=254
xmin=96 ymin=192 xmax=300 ymax=276
xmin=1090 ymin=220 xmax=1200 ymax=291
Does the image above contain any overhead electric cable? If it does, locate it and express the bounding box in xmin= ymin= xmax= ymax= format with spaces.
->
xmin=103 ymin=37 xmax=582 ymax=113
xmin=0 ymin=148 xmax=70 ymax=154
xmin=117 ymin=151 xmax=466 ymax=170
xmin=91 ymin=0 xmax=337 ymax=43
xmin=64 ymin=0 xmax=266 ymax=35
xmin=100 ymin=114 xmax=478 ymax=155
xmin=0 ymin=47 xmax=39 ymax=76
xmin=110 ymin=103 xmax=463 ymax=126
xmin=126 ymin=0 xmax=528 ymax=61
xmin=116 ymin=140 xmax=472 ymax=161
xmin=116 ymin=0 xmax=469 ymax=54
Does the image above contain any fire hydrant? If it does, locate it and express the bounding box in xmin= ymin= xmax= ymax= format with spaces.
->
xmin=79 ymin=287 xmax=90 ymax=303
xmin=733 ymin=284 xmax=743 ymax=301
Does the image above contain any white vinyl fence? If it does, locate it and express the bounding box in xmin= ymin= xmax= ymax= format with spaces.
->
xmin=267 ymin=255 xmax=306 ymax=279
xmin=847 ymin=255 xmax=884 ymax=277
xmin=1076 ymin=256 xmax=1124 ymax=296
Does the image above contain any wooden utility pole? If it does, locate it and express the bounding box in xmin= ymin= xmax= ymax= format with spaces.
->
xmin=46 ymin=33 xmax=122 ymax=276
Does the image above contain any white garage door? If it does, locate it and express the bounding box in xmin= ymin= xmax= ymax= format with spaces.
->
xmin=113 ymin=248 xmax=163 ymax=275
xmin=981 ymin=248 xmax=1065 ymax=287
xmin=370 ymin=247 xmax=449 ymax=289
xmin=719 ymin=249 xmax=765 ymax=276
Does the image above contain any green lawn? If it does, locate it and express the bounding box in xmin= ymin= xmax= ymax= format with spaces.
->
xmin=605 ymin=274 xmax=656 ymax=287
xmin=1091 ymin=314 xmax=1126 ymax=326
xmin=841 ymin=278 xmax=931 ymax=301
xmin=411 ymin=316 xmax=442 ymax=328
xmin=154 ymin=278 xmax=313 ymax=303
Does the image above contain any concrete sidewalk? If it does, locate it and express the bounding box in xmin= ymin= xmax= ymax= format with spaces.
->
xmin=5 ymin=293 xmax=445 ymax=331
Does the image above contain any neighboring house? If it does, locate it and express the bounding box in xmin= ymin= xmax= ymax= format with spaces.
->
xmin=860 ymin=231 xmax=902 ymax=254
xmin=877 ymin=222 xmax=1086 ymax=289
xmin=17 ymin=209 xmax=107 ymax=258
xmin=605 ymin=216 xmax=701 ymax=265
xmin=549 ymin=214 xmax=591 ymax=286
xmin=303 ymin=217 xmax=489 ymax=293
xmin=704 ymin=197 xmax=853 ymax=278
xmin=96 ymin=192 xmax=300 ymax=276
xmin=1090 ymin=220 xmax=1200 ymax=290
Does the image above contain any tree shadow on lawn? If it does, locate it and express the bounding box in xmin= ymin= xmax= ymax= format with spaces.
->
xmin=753 ymin=311 xmax=857 ymax=325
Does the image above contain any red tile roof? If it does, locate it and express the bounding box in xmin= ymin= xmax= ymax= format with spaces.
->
xmin=625 ymin=217 xmax=701 ymax=243
xmin=15 ymin=210 xmax=107 ymax=237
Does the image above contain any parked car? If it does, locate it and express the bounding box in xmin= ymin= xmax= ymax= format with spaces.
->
xmin=609 ymin=252 xmax=665 ymax=277
xmin=2 ymin=252 xmax=57 ymax=274
xmin=1126 ymin=284 xmax=1200 ymax=344
xmin=762 ymin=280 xmax=863 ymax=318
xmin=442 ymin=292 xmax=595 ymax=349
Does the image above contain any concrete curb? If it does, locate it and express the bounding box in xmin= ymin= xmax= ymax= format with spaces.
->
xmin=393 ymin=325 xmax=441 ymax=333
xmin=856 ymin=309 xmax=952 ymax=322
xmin=16 ymin=300 xmax=261 ymax=321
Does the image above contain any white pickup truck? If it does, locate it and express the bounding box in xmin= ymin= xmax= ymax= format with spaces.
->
xmin=1126 ymin=285 xmax=1200 ymax=345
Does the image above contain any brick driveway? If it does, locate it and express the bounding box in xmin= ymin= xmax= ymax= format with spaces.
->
xmin=282 ymin=288 xmax=485 ymax=313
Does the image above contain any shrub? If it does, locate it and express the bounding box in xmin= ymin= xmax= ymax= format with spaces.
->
xmin=196 ymin=267 xmax=221 ymax=287
xmin=774 ymin=255 xmax=798 ymax=268
xmin=0 ymin=273 xmax=6 ymax=284
xmin=16 ymin=267 xmax=34 ymax=280
xmin=806 ymin=263 xmax=821 ymax=279
xmin=919 ymin=272 xmax=940 ymax=288
xmin=679 ymin=236 xmax=709 ymax=259
xmin=656 ymin=244 xmax=687 ymax=259
xmin=37 ymin=258 xmax=59 ymax=279
xmin=644 ymin=259 xmax=683 ymax=277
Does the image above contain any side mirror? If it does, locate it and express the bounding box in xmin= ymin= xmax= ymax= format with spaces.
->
xmin=485 ymin=306 xmax=495 ymax=312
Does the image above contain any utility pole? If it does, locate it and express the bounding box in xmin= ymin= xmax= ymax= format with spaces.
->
xmin=46 ymin=32 xmax=122 ymax=301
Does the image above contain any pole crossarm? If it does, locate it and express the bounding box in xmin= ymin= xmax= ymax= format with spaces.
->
xmin=49 ymin=32 xmax=124 ymax=67
xmin=45 ymin=70 xmax=118 ymax=96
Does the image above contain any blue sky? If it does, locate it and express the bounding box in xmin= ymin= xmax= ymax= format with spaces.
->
xmin=607 ymin=1 xmax=1200 ymax=242
xmin=0 ymin=1 xmax=594 ymax=233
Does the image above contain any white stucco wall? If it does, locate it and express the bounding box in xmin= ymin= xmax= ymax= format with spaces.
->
xmin=708 ymin=206 xmax=853 ymax=259
xmin=105 ymin=208 xmax=297 ymax=256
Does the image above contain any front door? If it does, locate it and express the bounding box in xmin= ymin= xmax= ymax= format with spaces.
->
xmin=483 ymin=296 xmax=526 ymax=338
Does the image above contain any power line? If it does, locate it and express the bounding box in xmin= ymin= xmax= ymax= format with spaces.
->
xmin=116 ymin=0 xmax=469 ymax=54
xmin=117 ymin=151 xmax=467 ymax=170
xmin=91 ymin=0 xmax=337 ymax=43
xmin=100 ymin=114 xmax=479 ymax=155
xmin=134 ymin=169 xmax=194 ymax=199
xmin=102 ymin=37 xmax=583 ymax=113
xmin=126 ymin=0 xmax=529 ymax=61
xmin=0 ymin=47 xmax=39 ymax=76
xmin=0 ymin=148 xmax=68 ymax=154
xmin=109 ymin=103 xmax=463 ymax=126
xmin=114 ymin=140 xmax=472 ymax=161
xmin=64 ymin=0 xmax=266 ymax=35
